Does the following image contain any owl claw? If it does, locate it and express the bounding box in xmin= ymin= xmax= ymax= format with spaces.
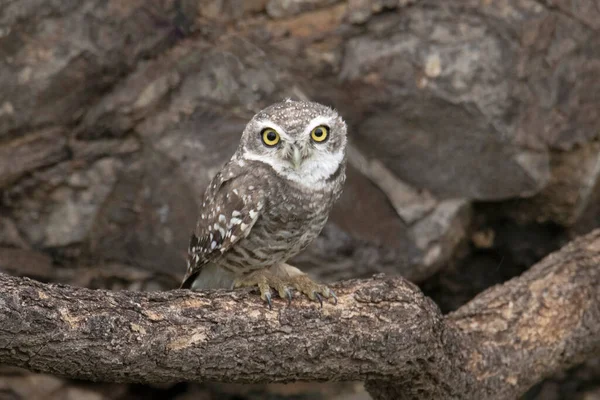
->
xmin=314 ymin=292 xmax=323 ymax=308
xmin=330 ymin=290 xmax=338 ymax=305
xmin=286 ymin=273 xmax=337 ymax=307
xmin=233 ymin=270 xmax=286 ymax=309
xmin=264 ymin=291 xmax=272 ymax=310
xmin=233 ymin=269 xmax=337 ymax=308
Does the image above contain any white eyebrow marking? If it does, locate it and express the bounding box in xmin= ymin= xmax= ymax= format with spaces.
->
xmin=255 ymin=120 xmax=291 ymax=141
xmin=302 ymin=115 xmax=336 ymax=138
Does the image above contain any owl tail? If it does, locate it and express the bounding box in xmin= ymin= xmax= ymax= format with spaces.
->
xmin=180 ymin=233 xmax=201 ymax=289
xmin=180 ymin=271 xmax=199 ymax=289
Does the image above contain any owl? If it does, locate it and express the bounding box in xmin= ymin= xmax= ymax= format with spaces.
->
xmin=180 ymin=99 xmax=347 ymax=308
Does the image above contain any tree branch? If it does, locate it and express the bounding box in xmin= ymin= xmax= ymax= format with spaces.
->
xmin=368 ymin=229 xmax=600 ymax=399
xmin=1 ymin=230 xmax=599 ymax=400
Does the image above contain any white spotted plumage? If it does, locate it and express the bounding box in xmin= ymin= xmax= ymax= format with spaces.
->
xmin=181 ymin=100 xmax=347 ymax=290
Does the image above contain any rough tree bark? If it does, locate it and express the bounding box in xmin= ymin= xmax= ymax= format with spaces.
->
xmin=0 ymin=229 xmax=599 ymax=400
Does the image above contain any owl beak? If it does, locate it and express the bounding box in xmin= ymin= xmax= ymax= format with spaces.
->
xmin=291 ymin=145 xmax=303 ymax=169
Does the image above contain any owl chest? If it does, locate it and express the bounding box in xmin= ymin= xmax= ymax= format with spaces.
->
xmin=259 ymin=193 xmax=329 ymax=245
xmin=264 ymin=203 xmax=326 ymax=237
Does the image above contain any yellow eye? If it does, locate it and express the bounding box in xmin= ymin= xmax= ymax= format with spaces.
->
xmin=261 ymin=128 xmax=280 ymax=147
xmin=310 ymin=125 xmax=329 ymax=143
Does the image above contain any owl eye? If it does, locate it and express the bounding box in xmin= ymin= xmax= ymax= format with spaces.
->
xmin=310 ymin=125 xmax=329 ymax=143
xmin=261 ymin=128 xmax=280 ymax=147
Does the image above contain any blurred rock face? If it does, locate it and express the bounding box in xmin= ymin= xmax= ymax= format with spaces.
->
xmin=0 ymin=0 xmax=599 ymax=288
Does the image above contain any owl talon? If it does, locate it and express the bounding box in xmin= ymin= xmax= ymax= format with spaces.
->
xmin=330 ymin=289 xmax=338 ymax=305
xmin=264 ymin=291 xmax=272 ymax=310
xmin=234 ymin=270 xmax=290 ymax=309
xmin=284 ymin=273 xmax=337 ymax=306
xmin=314 ymin=292 xmax=323 ymax=308
xmin=234 ymin=269 xmax=337 ymax=308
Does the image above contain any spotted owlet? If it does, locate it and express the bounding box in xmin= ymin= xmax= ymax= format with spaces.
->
xmin=180 ymin=99 xmax=347 ymax=307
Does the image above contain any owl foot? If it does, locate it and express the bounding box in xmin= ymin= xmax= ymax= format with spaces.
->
xmin=233 ymin=269 xmax=337 ymax=309
xmin=233 ymin=270 xmax=292 ymax=309
xmin=286 ymin=273 xmax=337 ymax=308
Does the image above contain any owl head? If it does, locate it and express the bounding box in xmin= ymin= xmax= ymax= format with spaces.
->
xmin=238 ymin=100 xmax=347 ymax=187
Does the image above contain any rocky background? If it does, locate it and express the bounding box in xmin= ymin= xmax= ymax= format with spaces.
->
xmin=1 ymin=0 xmax=599 ymax=399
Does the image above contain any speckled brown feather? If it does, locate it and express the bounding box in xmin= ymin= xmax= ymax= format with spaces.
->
xmin=180 ymin=160 xmax=265 ymax=288
xmin=180 ymin=99 xmax=347 ymax=294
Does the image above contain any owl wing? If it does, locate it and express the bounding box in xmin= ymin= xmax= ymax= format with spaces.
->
xmin=180 ymin=160 xmax=266 ymax=289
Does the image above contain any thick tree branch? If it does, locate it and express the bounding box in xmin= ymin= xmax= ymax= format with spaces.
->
xmin=1 ymin=230 xmax=599 ymax=400
xmin=368 ymin=229 xmax=600 ymax=399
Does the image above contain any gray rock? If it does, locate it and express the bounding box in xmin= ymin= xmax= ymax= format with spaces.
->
xmin=339 ymin=3 xmax=557 ymax=200
xmin=408 ymin=199 xmax=471 ymax=281
xmin=0 ymin=128 xmax=68 ymax=189
xmin=266 ymin=0 xmax=340 ymax=18
xmin=0 ymin=0 xmax=190 ymax=137
xmin=503 ymin=142 xmax=600 ymax=227
xmin=86 ymin=149 xmax=198 ymax=277
xmin=5 ymin=158 xmax=122 ymax=248
xmin=0 ymin=0 xmax=598 ymax=289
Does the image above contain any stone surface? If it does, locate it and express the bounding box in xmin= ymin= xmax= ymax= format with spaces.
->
xmin=5 ymin=158 xmax=123 ymax=248
xmin=338 ymin=3 xmax=554 ymax=200
xmin=266 ymin=0 xmax=340 ymax=18
xmin=0 ymin=128 xmax=68 ymax=189
xmin=0 ymin=248 xmax=56 ymax=284
xmin=0 ymin=0 xmax=598 ymax=318
xmin=86 ymin=149 xmax=198 ymax=277
xmin=1 ymin=0 xmax=599 ymax=288
xmin=502 ymin=142 xmax=600 ymax=227
xmin=0 ymin=0 xmax=191 ymax=138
